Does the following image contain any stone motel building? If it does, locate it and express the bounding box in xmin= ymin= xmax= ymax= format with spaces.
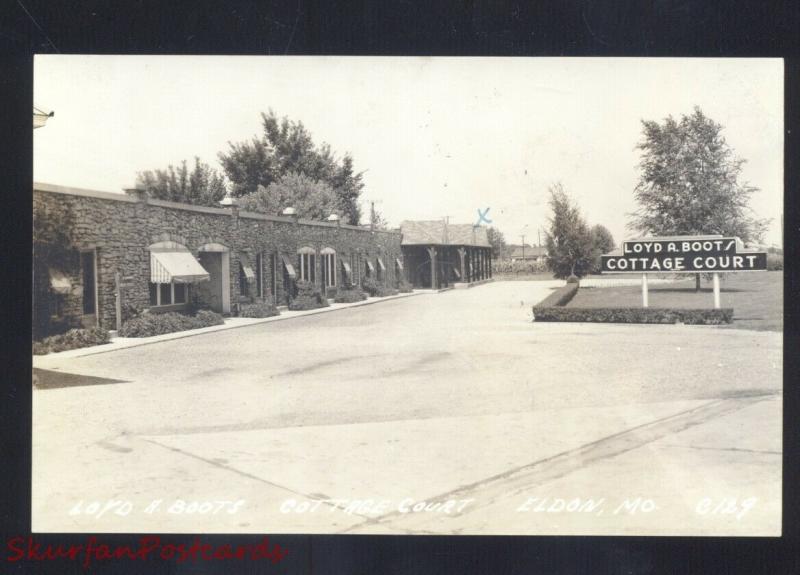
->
xmin=33 ymin=183 xmax=493 ymax=336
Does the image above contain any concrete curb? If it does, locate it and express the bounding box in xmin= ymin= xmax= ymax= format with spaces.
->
xmin=33 ymin=291 xmax=426 ymax=362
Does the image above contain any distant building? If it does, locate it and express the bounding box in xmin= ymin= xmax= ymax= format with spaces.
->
xmin=400 ymin=221 xmax=493 ymax=289
xmin=507 ymin=244 xmax=548 ymax=263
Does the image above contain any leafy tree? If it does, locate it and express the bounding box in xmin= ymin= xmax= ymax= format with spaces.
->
xmin=486 ymin=226 xmax=508 ymax=258
xmin=217 ymin=138 xmax=276 ymax=197
xmin=589 ymin=224 xmax=615 ymax=273
xmin=629 ymin=107 xmax=770 ymax=288
xmin=136 ymin=157 xmax=227 ymax=206
xmin=219 ymin=110 xmax=365 ymax=224
xmin=237 ymin=172 xmax=343 ymax=221
xmin=544 ymin=183 xmax=593 ymax=280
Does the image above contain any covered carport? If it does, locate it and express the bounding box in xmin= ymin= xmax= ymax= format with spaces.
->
xmin=400 ymin=220 xmax=493 ymax=289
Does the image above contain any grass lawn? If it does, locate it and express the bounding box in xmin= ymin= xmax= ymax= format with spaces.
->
xmin=567 ymin=272 xmax=782 ymax=332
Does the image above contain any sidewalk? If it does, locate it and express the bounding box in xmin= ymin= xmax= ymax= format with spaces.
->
xmin=33 ymin=291 xmax=425 ymax=365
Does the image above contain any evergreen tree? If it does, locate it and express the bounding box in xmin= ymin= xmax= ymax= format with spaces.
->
xmin=544 ymin=183 xmax=594 ymax=279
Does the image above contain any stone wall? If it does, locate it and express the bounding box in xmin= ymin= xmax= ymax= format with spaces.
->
xmin=34 ymin=184 xmax=404 ymax=332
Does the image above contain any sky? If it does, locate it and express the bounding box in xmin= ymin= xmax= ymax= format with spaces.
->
xmin=34 ymin=56 xmax=784 ymax=247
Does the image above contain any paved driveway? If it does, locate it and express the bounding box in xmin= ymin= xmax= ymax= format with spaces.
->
xmin=32 ymin=281 xmax=782 ymax=535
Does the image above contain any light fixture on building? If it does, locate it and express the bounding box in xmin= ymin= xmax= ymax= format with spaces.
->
xmin=327 ymin=214 xmax=340 ymax=222
xmin=282 ymin=207 xmax=297 ymax=216
xmin=219 ymin=193 xmax=238 ymax=207
xmin=123 ymin=184 xmax=147 ymax=202
xmin=33 ymin=104 xmax=54 ymax=129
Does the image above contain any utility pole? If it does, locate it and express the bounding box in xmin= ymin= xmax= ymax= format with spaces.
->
xmin=538 ymin=228 xmax=541 ymax=247
xmin=520 ymin=235 xmax=525 ymax=260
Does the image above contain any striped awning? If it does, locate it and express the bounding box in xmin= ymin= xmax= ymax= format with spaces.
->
xmin=150 ymin=250 xmax=209 ymax=284
xmin=366 ymin=260 xmax=375 ymax=273
xmin=342 ymin=261 xmax=352 ymax=280
xmin=281 ymin=255 xmax=296 ymax=279
xmin=377 ymin=258 xmax=386 ymax=271
xmin=239 ymin=253 xmax=255 ymax=281
xmin=49 ymin=268 xmax=71 ymax=294
xmin=395 ymin=258 xmax=404 ymax=270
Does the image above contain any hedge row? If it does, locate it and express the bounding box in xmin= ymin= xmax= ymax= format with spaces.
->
xmin=534 ymin=282 xmax=580 ymax=308
xmin=334 ymin=289 xmax=367 ymax=303
xmin=32 ymin=327 xmax=111 ymax=355
xmin=239 ymin=302 xmax=280 ymax=318
xmin=119 ymin=310 xmax=224 ymax=337
xmin=532 ymin=307 xmax=734 ymax=325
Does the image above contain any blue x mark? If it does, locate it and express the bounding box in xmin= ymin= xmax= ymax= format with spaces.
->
xmin=475 ymin=207 xmax=492 ymax=226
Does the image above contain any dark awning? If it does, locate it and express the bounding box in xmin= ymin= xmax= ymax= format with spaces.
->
xmin=239 ymin=253 xmax=255 ymax=281
xmin=281 ymin=255 xmax=297 ymax=279
xmin=342 ymin=261 xmax=352 ymax=280
xmin=377 ymin=258 xmax=386 ymax=271
xmin=395 ymin=258 xmax=404 ymax=271
xmin=366 ymin=260 xmax=375 ymax=273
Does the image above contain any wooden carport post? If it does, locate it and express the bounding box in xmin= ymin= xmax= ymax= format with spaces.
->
xmin=427 ymin=246 xmax=437 ymax=289
xmin=458 ymin=247 xmax=466 ymax=282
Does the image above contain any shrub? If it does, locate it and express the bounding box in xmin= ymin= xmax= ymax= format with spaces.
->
xmin=238 ymin=301 xmax=280 ymax=318
xmin=334 ymin=288 xmax=367 ymax=303
xmin=45 ymin=315 xmax=83 ymax=337
xmin=288 ymin=280 xmax=330 ymax=311
xmin=121 ymin=302 xmax=145 ymax=322
xmin=375 ymin=285 xmax=399 ymax=297
xmin=361 ymin=276 xmax=380 ymax=297
xmin=534 ymin=282 xmax=580 ymax=308
xmin=397 ymin=279 xmax=413 ymax=293
xmin=767 ymin=253 xmax=783 ymax=271
xmin=532 ymin=306 xmax=733 ymax=325
xmin=32 ymin=326 xmax=111 ymax=355
xmin=119 ymin=310 xmax=224 ymax=337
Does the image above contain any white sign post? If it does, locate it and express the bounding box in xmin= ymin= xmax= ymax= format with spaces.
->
xmin=712 ymin=272 xmax=721 ymax=309
xmin=641 ymin=273 xmax=649 ymax=308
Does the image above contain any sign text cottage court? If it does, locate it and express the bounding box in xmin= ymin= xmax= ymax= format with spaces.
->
xmin=600 ymin=235 xmax=768 ymax=309
xmin=601 ymin=237 xmax=767 ymax=274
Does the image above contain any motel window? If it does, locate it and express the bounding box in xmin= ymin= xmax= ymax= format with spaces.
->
xmin=321 ymin=248 xmax=336 ymax=288
xmin=148 ymin=241 xmax=208 ymax=308
xmin=174 ymin=283 xmax=187 ymax=304
xmin=159 ymin=282 xmax=172 ymax=304
xmin=256 ymin=253 xmax=264 ymax=298
xmin=270 ymin=253 xmax=277 ymax=296
xmin=48 ymin=294 xmax=65 ymax=317
xmin=149 ymin=281 xmax=190 ymax=306
xmin=351 ymin=253 xmax=359 ymax=286
xmin=298 ymin=247 xmax=316 ymax=283
xmin=80 ymin=250 xmax=96 ymax=315
xmin=239 ymin=262 xmax=249 ymax=297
